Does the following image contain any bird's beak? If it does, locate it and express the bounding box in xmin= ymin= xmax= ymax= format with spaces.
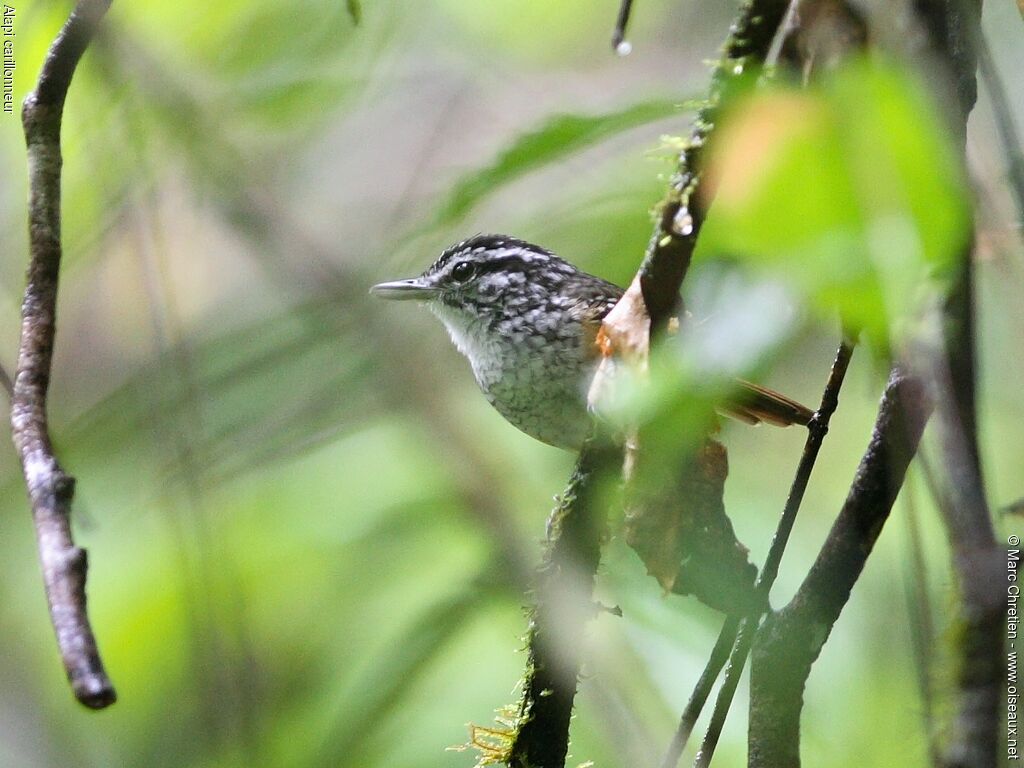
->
xmin=369 ymin=277 xmax=438 ymax=301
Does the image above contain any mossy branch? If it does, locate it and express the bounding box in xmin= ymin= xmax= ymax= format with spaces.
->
xmin=506 ymin=444 xmax=619 ymax=768
xmin=637 ymin=0 xmax=792 ymax=334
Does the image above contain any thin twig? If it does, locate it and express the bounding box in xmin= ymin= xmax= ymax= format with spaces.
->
xmin=660 ymin=339 xmax=853 ymax=767
xmin=0 ymin=362 xmax=14 ymax=398
xmin=606 ymin=2 xmax=793 ymax=761
xmin=659 ymin=615 xmax=740 ymax=768
xmin=915 ymin=446 xmax=960 ymax=531
xmin=747 ymin=369 xmax=933 ymax=767
xmin=690 ymin=339 xmax=855 ymax=767
xmin=13 ymin=0 xmax=115 ymax=709
xmin=900 ymin=472 xmax=941 ymax=766
xmin=977 ymin=35 xmax=1024 ymax=225
xmin=668 ymin=1 xmax=867 ymax=758
xmin=552 ymin=1 xmax=791 ymax=761
xmin=611 ymin=0 xmax=635 ymax=50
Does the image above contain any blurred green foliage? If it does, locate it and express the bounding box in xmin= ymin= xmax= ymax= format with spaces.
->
xmin=434 ymin=99 xmax=684 ymax=225
xmin=0 ymin=1 xmax=1021 ymax=768
xmin=699 ymin=59 xmax=969 ymax=349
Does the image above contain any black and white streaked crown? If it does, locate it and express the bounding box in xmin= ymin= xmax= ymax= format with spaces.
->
xmin=424 ymin=234 xmax=574 ymax=278
xmin=420 ymin=234 xmax=622 ymax=308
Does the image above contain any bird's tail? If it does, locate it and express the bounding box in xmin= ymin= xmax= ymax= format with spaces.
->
xmin=721 ymin=380 xmax=814 ymax=428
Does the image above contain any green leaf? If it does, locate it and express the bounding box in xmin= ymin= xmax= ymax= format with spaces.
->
xmin=435 ymin=99 xmax=683 ymax=225
xmin=698 ymin=58 xmax=970 ymax=349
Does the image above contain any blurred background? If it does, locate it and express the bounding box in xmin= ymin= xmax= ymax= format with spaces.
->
xmin=0 ymin=1 xmax=1021 ymax=766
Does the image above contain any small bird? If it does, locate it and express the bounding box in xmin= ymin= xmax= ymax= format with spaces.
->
xmin=371 ymin=235 xmax=812 ymax=449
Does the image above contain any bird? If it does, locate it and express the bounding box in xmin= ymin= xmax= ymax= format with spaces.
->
xmin=371 ymin=234 xmax=812 ymax=450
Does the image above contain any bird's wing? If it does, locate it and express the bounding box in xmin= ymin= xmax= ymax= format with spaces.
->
xmin=721 ymin=380 xmax=814 ymax=427
xmin=581 ymin=282 xmax=812 ymax=428
xmin=572 ymin=295 xmax=619 ymax=362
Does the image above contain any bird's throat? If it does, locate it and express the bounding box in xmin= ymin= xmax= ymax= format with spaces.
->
xmin=427 ymin=301 xmax=591 ymax=449
xmin=428 ymin=303 xmax=505 ymax=389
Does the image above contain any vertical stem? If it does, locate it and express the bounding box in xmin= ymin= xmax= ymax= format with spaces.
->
xmin=660 ymin=340 xmax=853 ymax=767
xmin=660 ymin=616 xmax=741 ymax=768
xmin=14 ymin=0 xmax=115 ymax=710
xmin=747 ymin=370 xmax=933 ymax=768
xmin=509 ymin=444 xmax=618 ymax=768
xmin=612 ymin=0 xmax=635 ymax=49
xmin=692 ymin=340 xmax=854 ymax=767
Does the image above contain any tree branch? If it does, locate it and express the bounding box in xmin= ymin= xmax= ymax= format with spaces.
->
xmin=977 ymin=36 xmax=1024 ymax=225
xmin=594 ymin=1 xmax=795 ymax=762
xmin=508 ymin=443 xmax=619 ymax=768
xmin=659 ymin=615 xmax=741 ymax=768
xmin=675 ymin=1 xmax=866 ymax=760
xmin=611 ymin=0 xmax=635 ymax=51
xmin=910 ymin=0 xmax=990 ymax=543
xmin=901 ymin=474 xmax=943 ymax=766
xmin=906 ymin=2 xmax=1002 ymax=765
xmin=747 ymin=369 xmax=933 ymax=767
xmin=520 ymin=2 xmax=793 ymax=762
xmin=637 ymin=0 xmax=791 ymax=334
xmin=687 ymin=338 xmax=855 ymax=768
xmin=13 ymin=0 xmax=115 ymax=709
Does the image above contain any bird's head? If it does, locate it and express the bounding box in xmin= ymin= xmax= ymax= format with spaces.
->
xmin=370 ymin=234 xmax=582 ymax=327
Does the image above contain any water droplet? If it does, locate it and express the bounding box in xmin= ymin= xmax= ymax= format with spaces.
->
xmin=672 ymin=208 xmax=694 ymax=236
xmin=733 ymin=62 xmax=744 ymax=75
xmin=615 ymin=40 xmax=633 ymax=57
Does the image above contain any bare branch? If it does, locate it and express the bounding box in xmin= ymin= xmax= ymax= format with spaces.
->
xmin=933 ymin=258 xmax=1004 ymax=768
xmin=659 ymin=615 xmax=741 ymax=768
xmin=594 ymin=2 xmax=800 ymax=763
xmin=688 ymin=339 xmax=855 ymax=767
xmin=658 ymin=340 xmax=853 ymax=768
xmin=0 ymin=362 xmax=13 ymax=398
xmin=901 ymin=475 xmax=942 ymax=766
xmin=666 ymin=2 xmax=866 ymax=760
xmin=977 ymin=36 xmax=1024 ymax=225
xmin=905 ymin=1 xmax=1003 ymax=764
xmin=611 ymin=0 xmax=635 ymax=51
xmin=13 ymin=0 xmax=115 ymax=709
xmin=748 ymin=369 xmax=933 ymax=767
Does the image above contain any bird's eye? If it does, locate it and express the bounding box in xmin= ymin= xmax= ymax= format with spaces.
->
xmin=450 ymin=261 xmax=475 ymax=283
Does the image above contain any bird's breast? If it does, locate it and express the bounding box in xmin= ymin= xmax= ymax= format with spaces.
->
xmin=430 ymin=304 xmax=595 ymax=449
